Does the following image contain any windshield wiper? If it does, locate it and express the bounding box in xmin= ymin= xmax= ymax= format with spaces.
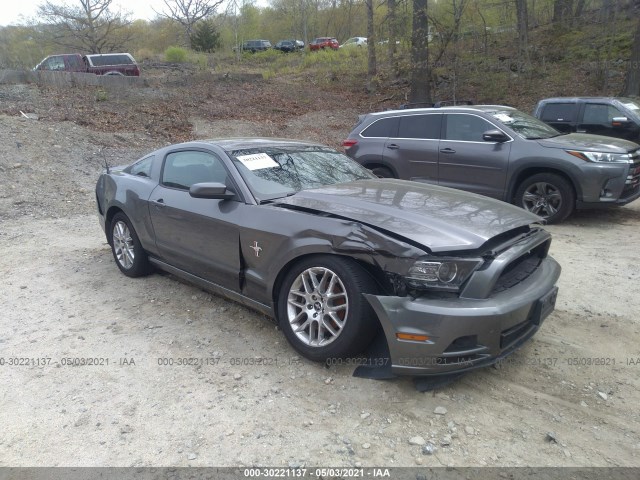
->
xmin=528 ymin=133 xmax=564 ymax=140
xmin=259 ymin=192 xmax=297 ymax=204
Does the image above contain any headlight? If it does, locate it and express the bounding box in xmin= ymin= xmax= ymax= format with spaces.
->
xmin=405 ymin=257 xmax=483 ymax=291
xmin=567 ymin=150 xmax=632 ymax=163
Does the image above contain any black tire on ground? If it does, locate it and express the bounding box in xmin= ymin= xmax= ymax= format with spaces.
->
xmin=371 ymin=166 xmax=394 ymax=178
xmin=514 ymin=173 xmax=575 ymax=224
xmin=277 ymin=255 xmax=379 ymax=362
xmin=109 ymin=212 xmax=151 ymax=277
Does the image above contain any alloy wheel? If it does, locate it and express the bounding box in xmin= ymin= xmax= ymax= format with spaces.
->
xmin=112 ymin=220 xmax=135 ymax=269
xmin=522 ymin=182 xmax=563 ymax=218
xmin=286 ymin=267 xmax=349 ymax=347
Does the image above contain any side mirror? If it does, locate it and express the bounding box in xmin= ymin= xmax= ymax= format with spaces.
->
xmin=612 ymin=117 xmax=630 ymax=127
xmin=189 ymin=182 xmax=235 ymax=200
xmin=482 ymin=129 xmax=509 ymax=143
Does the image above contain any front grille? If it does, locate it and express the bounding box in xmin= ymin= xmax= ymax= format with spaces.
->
xmin=491 ymin=251 xmax=543 ymax=295
xmin=622 ymin=156 xmax=640 ymax=198
xmin=500 ymin=317 xmax=537 ymax=349
xmin=438 ymin=335 xmax=490 ymax=365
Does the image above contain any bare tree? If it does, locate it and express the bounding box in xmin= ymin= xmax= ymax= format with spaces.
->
xmin=515 ymin=0 xmax=529 ymax=67
xmin=387 ymin=0 xmax=398 ymax=76
xmin=365 ymin=0 xmax=377 ymax=93
xmin=158 ymin=0 xmax=225 ymax=47
xmin=409 ymin=0 xmax=431 ymax=103
xmin=37 ymin=0 xmax=131 ymax=53
xmin=624 ymin=1 xmax=640 ymax=95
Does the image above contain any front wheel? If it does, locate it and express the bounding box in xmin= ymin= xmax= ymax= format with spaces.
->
xmin=277 ymin=256 xmax=379 ymax=362
xmin=109 ymin=212 xmax=151 ymax=277
xmin=514 ymin=173 xmax=575 ymax=224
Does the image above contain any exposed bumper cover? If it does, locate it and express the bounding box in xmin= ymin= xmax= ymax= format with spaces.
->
xmin=363 ymin=256 xmax=561 ymax=376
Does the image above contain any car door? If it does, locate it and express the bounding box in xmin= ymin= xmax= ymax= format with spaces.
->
xmin=578 ymin=102 xmax=640 ymax=140
xmin=382 ymin=113 xmax=442 ymax=182
xmin=148 ymin=149 xmax=243 ymax=291
xmin=437 ymin=113 xmax=511 ymax=199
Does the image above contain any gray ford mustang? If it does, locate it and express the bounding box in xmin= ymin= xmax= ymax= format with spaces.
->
xmin=95 ymin=138 xmax=560 ymax=378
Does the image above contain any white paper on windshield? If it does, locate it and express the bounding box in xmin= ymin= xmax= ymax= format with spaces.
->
xmin=623 ymin=102 xmax=639 ymax=110
xmin=236 ymin=153 xmax=279 ymax=170
xmin=493 ymin=113 xmax=514 ymax=124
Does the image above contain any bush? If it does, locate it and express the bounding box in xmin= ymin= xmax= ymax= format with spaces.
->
xmin=165 ymin=46 xmax=188 ymax=63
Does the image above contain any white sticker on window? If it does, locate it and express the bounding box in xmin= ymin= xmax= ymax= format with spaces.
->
xmin=236 ymin=153 xmax=279 ymax=170
xmin=493 ymin=113 xmax=514 ymax=124
xmin=623 ymin=102 xmax=639 ymax=110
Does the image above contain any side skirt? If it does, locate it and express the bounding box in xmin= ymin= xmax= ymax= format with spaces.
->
xmin=148 ymin=257 xmax=274 ymax=318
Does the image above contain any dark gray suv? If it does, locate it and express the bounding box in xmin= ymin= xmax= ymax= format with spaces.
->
xmin=344 ymin=105 xmax=640 ymax=223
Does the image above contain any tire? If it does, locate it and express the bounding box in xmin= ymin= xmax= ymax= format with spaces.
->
xmin=109 ymin=212 xmax=151 ymax=277
xmin=371 ymin=166 xmax=394 ymax=178
xmin=514 ymin=173 xmax=575 ymax=224
xmin=277 ymin=255 xmax=379 ymax=362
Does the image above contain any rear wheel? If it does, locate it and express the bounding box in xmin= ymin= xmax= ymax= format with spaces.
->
xmin=109 ymin=212 xmax=151 ymax=277
xmin=514 ymin=173 xmax=575 ymax=224
xmin=371 ymin=166 xmax=394 ymax=178
xmin=277 ymin=255 xmax=378 ymax=362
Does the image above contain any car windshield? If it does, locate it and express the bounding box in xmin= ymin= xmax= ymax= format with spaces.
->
xmin=488 ymin=109 xmax=561 ymax=139
xmin=229 ymin=146 xmax=375 ymax=202
xmin=618 ymin=97 xmax=640 ymax=118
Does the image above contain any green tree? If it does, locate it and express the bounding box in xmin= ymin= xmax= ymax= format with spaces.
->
xmin=191 ymin=19 xmax=221 ymax=52
xmin=159 ymin=0 xmax=225 ymax=47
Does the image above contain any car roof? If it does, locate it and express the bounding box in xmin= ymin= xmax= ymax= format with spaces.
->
xmin=539 ymin=96 xmax=625 ymax=102
xmin=368 ymin=105 xmax=517 ymax=117
xmin=168 ymin=138 xmax=327 ymax=152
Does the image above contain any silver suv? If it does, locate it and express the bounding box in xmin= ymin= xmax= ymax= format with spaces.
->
xmin=344 ymin=105 xmax=640 ymax=223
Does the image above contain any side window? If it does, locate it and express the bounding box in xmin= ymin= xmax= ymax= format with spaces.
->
xmin=540 ymin=103 xmax=578 ymax=122
xmin=397 ymin=114 xmax=441 ymax=139
xmin=583 ymin=104 xmax=623 ymax=124
xmin=130 ymin=156 xmax=154 ymax=177
xmin=361 ymin=117 xmax=398 ymax=138
xmin=67 ymin=55 xmax=83 ymax=69
xmin=162 ymin=151 xmax=227 ymax=190
xmin=444 ymin=114 xmax=493 ymax=142
xmin=43 ymin=56 xmax=65 ymax=70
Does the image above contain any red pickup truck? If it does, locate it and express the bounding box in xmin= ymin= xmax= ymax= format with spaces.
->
xmin=34 ymin=53 xmax=140 ymax=76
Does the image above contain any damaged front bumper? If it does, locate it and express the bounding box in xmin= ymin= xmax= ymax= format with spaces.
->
xmin=363 ymin=256 xmax=561 ymax=376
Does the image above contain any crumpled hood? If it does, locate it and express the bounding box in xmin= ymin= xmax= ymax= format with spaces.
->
xmin=537 ymin=133 xmax=638 ymax=153
xmin=275 ymin=179 xmax=541 ymax=252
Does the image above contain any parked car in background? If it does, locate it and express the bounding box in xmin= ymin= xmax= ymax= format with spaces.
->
xmin=274 ymin=40 xmax=303 ymax=52
xmin=340 ymin=37 xmax=367 ymax=48
xmin=343 ymin=105 xmax=640 ymax=223
xmin=83 ymin=53 xmax=140 ymax=76
xmin=309 ymin=37 xmax=339 ymax=51
xmin=534 ymin=97 xmax=640 ymax=142
xmin=237 ymin=40 xmax=272 ymax=53
xmin=34 ymin=52 xmax=140 ymax=76
xmin=96 ymin=138 xmax=560 ymax=378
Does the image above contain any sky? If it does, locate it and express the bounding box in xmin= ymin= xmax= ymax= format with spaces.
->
xmin=0 ymin=0 xmax=171 ymax=27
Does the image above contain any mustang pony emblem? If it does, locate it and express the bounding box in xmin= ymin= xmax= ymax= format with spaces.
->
xmin=249 ymin=241 xmax=263 ymax=257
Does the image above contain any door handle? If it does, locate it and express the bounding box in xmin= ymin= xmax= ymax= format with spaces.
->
xmin=576 ymin=130 xmax=586 ymax=133
xmin=152 ymin=198 xmax=165 ymax=208
xmin=440 ymin=148 xmax=456 ymax=154
xmin=386 ymin=144 xmax=400 ymax=150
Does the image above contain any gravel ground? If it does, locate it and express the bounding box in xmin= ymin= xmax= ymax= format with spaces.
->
xmin=0 ymin=79 xmax=639 ymax=468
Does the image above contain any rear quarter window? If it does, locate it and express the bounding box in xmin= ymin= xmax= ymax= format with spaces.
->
xmin=88 ymin=54 xmax=134 ymax=66
xmin=540 ymin=103 xmax=578 ymax=122
xmin=129 ymin=156 xmax=154 ymax=177
xmin=361 ymin=117 xmax=399 ymax=138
